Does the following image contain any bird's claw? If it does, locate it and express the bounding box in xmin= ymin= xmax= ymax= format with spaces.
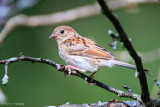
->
xmin=84 ymin=75 xmax=95 ymax=85
xmin=88 ymin=75 xmax=95 ymax=85
xmin=64 ymin=65 xmax=82 ymax=77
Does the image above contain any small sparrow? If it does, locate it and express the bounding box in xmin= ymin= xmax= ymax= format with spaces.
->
xmin=49 ymin=25 xmax=144 ymax=77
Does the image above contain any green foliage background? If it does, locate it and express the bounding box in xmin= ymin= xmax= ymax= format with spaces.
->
xmin=0 ymin=0 xmax=160 ymax=107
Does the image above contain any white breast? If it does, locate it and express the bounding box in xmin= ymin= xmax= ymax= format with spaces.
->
xmin=58 ymin=47 xmax=99 ymax=73
xmin=58 ymin=47 xmax=114 ymax=73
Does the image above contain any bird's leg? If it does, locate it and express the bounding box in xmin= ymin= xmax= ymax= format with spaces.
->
xmin=87 ymin=72 xmax=97 ymax=85
xmin=65 ymin=65 xmax=83 ymax=76
xmin=89 ymin=72 xmax=97 ymax=80
xmin=63 ymin=67 xmax=71 ymax=77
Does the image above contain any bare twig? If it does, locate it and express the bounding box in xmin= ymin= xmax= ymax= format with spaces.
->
xmin=154 ymin=79 xmax=160 ymax=95
xmin=74 ymin=71 xmax=142 ymax=102
xmin=0 ymin=53 xmax=142 ymax=102
xmin=46 ymin=99 xmax=160 ymax=107
xmin=47 ymin=100 xmax=142 ymax=107
xmin=2 ymin=60 xmax=9 ymax=85
xmin=153 ymin=79 xmax=160 ymax=89
xmin=108 ymin=30 xmax=120 ymax=50
xmin=0 ymin=0 xmax=158 ymax=45
xmin=97 ymin=0 xmax=151 ymax=105
xmin=123 ymin=85 xmax=133 ymax=93
xmin=151 ymin=68 xmax=160 ymax=98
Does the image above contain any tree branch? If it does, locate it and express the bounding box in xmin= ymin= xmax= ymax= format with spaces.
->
xmin=50 ymin=100 xmax=143 ymax=107
xmin=0 ymin=0 xmax=159 ymax=106
xmin=1 ymin=53 xmax=160 ymax=105
xmin=151 ymin=67 xmax=160 ymax=99
xmin=0 ymin=0 xmax=158 ymax=45
xmin=0 ymin=53 xmax=142 ymax=102
xmin=97 ymin=0 xmax=151 ymax=105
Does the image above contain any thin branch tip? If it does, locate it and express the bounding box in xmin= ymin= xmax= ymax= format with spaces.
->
xmin=123 ymin=85 xmax=133 ymax=93
xmin=154 ymin=79 xmax=160 ymax=89
xmin=2 ymin=74 xmax=9 ymax=85
xmin=20 ymin=52 xmax=24 ymax=57
xmin=108 ymin=30 xmax=120 ymax=50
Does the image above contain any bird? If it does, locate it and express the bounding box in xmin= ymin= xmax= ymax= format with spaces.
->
xmin=49 ymin=25 xmax=147 ymax=78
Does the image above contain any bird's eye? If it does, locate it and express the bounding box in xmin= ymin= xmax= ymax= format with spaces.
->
xmin=60 ymin=30 xmax=65 ymax=34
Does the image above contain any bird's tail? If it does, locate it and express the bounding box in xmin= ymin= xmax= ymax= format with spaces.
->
xmin=109 ymin=59 xmax=151 ymax=75
xmin=109 ymin=59 xmax=136 ymax=70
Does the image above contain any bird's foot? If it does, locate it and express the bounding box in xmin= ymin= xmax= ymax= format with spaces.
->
xmin=64 ymin=65 xmax=83 ymax=77
xmin=87 ymin=75 xmax=95 ymax=85
xmin=87 ymin=72 xmax=97 ymax=85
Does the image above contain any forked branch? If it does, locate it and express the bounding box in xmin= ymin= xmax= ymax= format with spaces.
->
xmin=97 ymin=0 xmax=150 ymax=105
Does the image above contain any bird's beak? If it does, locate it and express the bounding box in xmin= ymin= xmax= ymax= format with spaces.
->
xmin=49 ymin=34 xmax=57 ymax=39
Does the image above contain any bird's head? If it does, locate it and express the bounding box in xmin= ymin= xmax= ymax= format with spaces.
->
xmin=49 ymin=25 xmax=77 ymax=44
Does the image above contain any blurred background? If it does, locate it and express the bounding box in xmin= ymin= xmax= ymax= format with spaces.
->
xmin=0 ymin=0 xmax=160 ymax=106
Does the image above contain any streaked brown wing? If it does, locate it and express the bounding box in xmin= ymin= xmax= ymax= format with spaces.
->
xmin=61 ymin=35 xmax=115 ymax=60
